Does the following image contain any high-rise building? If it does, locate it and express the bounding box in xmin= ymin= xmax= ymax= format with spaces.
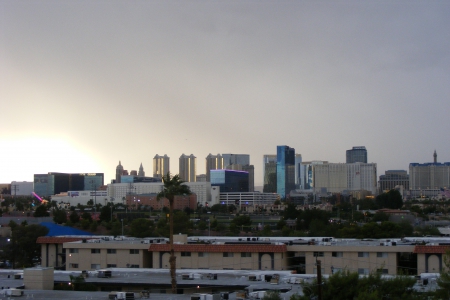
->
xmin=153 ymin=154 xmax=170 ymax=178
xmin=10 ymin=181 xmax=33 ymax=196
xmin=33 ymin=172 xmax=104 ymax=197
xmin=138 ymin=163 xmax=145 ymax=177
xmin=179 ymin=154 xmax=196 ymax=182
xmin=222 ymin=154 xmax=250 ymax=167
xmin=313 ymin=163 xmax=377 ymax=195
xmin=116 ymin=161 xmax=124 ymax=183
xmin=223 ymin=153 xmax=254 ymax=192
xmin=346 ymin=146 xmax=368 ymax=163
xmin=300 ymin=161 xmax=328 ymax=190
xmin=210 ymin=169 xmax=249 ymax=193
xmin=409 ymin=151 xmax=450 ymax=190
xmin=205 ymin=154 xmax=224 ymax=182
xmin=276 ymin=145 xmax=296 ymax=199
xmin=263 ymin=155 xmax=277 ymax=193
xmin=379 ymin=170 xmax=409 ymax=192
xmin=294 ymin=154 xmax=302 ymax=189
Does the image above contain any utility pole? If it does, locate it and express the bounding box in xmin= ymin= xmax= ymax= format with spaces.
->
xmin=11 ymin=183 xmax=19 ymax=210
xmin=317 ymin=260 xmax=323 ymax=300
xmin=90 ymin=180 xmax=97 ymax=213
xmin=11 ymin=184 xmax=19 ymax=197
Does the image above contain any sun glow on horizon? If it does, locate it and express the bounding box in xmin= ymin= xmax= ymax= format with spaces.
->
xmin=0 ymin=136 xmax=102 ymax=183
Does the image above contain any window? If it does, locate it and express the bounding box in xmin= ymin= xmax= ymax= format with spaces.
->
xmin=358 ymin=252 xmax=369 ymax=258
xmin=91 ymin=264 xmax=101 ymax=270
xmin=69 ymin=249 xmax=78 ymax=254
xmin=129 ymin=264 xmax=139 ymax=268
xmin=107 ymin=249 xmax=116 ymax=254
xmin=313 ymin=268 xmax=325 ymax=274
xmin=198 ymin=252 xmax=208 ymax=257
xmin=331 ymin=267 xmax=342 ymax=274
xmin=107 ymin=264 xmax=117 ymax=268
xmin=223 ymin=252 xmax=234 ymax=257
xmin=332 ymin=252 xmax=343 ymax=257
xmin=358 ymin=268 xmax=369 ymax=275
xmin=377 ymin=252 xmax=388 ymax=258
xmin=129 ymin=249 xmax=139 ymax=254
xmin=70 ymin=263 xmax=79 ymax=268
xmin=181 ymin=252 xmax=191 ymax=257
xmin=241 ymin=252 xmax=252 ymax=258
xmin=377 ymin=268 xmax=388 ymax=274
xmin=91 ymin=249 xmax=101 ymax=254
xmin=313 ymin=252 xmax=324 ymax=257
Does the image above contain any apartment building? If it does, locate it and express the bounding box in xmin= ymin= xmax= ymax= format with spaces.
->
xmin=37 ymin=235 xmax=450 ymax=275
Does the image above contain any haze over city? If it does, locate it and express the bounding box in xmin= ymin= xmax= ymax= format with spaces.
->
xmin=1 ymin=1 xmax=449 ymax=186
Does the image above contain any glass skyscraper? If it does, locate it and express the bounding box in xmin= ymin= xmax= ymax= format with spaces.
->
xmin=263 ymin=155 xmax=277 ymax=193
xmin=222 ymin=154 xmax=250 ymax=167
xmin=277 ymin=145 xmax=296 ymax=199
xmin=210 ymin=169 xmax=249 ymax=193
xmin=346 ymin=146 xmax=368 ymax=163
xmin=33 ymin=172 xmax=104 ymax=197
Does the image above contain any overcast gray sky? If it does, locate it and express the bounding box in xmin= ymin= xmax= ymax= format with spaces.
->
xmin=1 ymin=1 xmax=449 ymax=187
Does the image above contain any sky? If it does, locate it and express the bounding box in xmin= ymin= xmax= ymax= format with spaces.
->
xmin=1 ymin=1 xmax=449 ymax=187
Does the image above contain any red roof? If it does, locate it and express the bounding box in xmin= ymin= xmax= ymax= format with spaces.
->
xmin=414 ymin=245 xmax=450 ymax=254
xmin=148 ymin=244 xmax=286 ymax=253
xmin=36 ymin=237 xmax=93 ymax=244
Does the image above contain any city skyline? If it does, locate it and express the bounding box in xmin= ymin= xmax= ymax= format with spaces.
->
xmin=1 ymin=2 xmax=449 ymax=186
xmin=3 ymin=149 xmax=448 ymax=190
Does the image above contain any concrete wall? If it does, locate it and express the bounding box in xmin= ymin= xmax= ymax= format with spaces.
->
xmin=24 ymin=267 xmax=54 ymax=290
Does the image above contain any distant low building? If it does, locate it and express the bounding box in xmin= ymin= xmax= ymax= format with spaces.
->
xmin=10 ymin=181 xmax=33 ymax=196
xmin=378 ymin=170 xmax=409 ymax=193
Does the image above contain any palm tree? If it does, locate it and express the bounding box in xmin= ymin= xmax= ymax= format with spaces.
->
xmin=157 ymin=173 xmax=191 ymax=294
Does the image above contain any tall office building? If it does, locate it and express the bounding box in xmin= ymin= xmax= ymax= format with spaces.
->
xmin=153 ymin=154 xmax=170 ymax=178
xmin=179 ymin=154 xmax=196 ymax=182
xmin=138 ymin=163 xmax=145 ymax=177
xmin=33 ymin=172 xmax=104 ymax=197
xmin=222 ymin=154 xmax=250 ymax=167
xmin=223 ymin=153 xmax=254 ymax=192
xmin=115 ymin=161 xmax=124 ymax=183
xmin=346 ymin=146 xmax=368 ymax=163
xmin=409 ymin=150 xmax=450 ymax=190
xmin=300 ymin=161 xmax=328 ymax=190
xmin=210 ymin=169 xmax=249 ymax=193
xmin=205 ymin=154 xmax=224 ymax=182
xmin=276 ymin=145 xmax=296 ymax=199
xmin=379 ymin=170 xmax=409 ymax=192
xmin=263 ymin=155 xmax=277 ymax=193
xmin=294 ymin=154 xmax=302 ymax=189
xmin=313 ymin=163 xmax=377 ymax=195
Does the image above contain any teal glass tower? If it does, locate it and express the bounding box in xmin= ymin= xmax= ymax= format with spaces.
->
xmin=277 ymin=145 xmax=296 ymax=199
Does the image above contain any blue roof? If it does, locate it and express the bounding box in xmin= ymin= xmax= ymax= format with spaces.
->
xmin=40 ymin=222 xmax=95 ymax=236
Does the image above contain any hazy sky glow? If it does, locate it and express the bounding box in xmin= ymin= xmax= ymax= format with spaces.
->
xmin=1 ymin=1 xmax=449 ymax=186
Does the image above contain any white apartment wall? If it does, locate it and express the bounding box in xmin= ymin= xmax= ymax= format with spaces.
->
xmin=11 ymin=181 xmax=33 ymax=196
xmin=52 ymin=191 xmax=108 ymax=206
xmin=211 ymin=186 xmax=220 ymax=205
xmin=107 ymin=181 xmax=211 ymax=205
xmin=314 ymin=164 xmax=347 ymax=193
xmin=313 ymin=163 xmax=377 ymax=195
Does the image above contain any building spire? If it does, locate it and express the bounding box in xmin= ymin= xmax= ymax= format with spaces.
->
xmin=138 ymin=162 xmax=145 ymax=177
xmin=434 ymin=150 xmax=437 ymax=163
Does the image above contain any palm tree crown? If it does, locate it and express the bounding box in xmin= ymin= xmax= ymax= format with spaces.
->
xmin=157 ymin=173 xmax=191 ymax=203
